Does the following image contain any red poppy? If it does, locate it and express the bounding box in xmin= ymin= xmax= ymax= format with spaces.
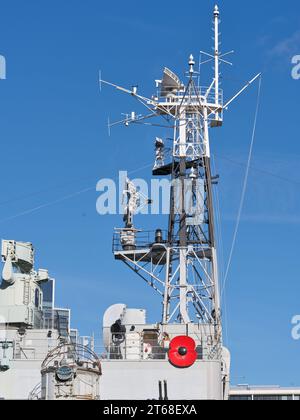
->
xmin=168 ymin=336 xmax=197 ymax=368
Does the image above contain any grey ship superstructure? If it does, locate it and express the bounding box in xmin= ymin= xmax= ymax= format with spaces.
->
xmin=0 ymin=240 xmax=83 ymax=399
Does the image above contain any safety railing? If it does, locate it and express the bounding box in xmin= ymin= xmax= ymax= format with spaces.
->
xmin=113 ymin=230 xmax=168 ymax=253
xmin=157 ymin=86 xmax=223 ymax=107
xmin=96 ymin=335 xmax=205 ymax=362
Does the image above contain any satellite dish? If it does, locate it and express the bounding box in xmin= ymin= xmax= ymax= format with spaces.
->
xmin=161 ymin=68 xmax=182 ymax=97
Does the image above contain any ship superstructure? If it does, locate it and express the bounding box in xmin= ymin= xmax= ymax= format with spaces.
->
xmin=97 ymin=5 xmax=260 ymax=400
xmin=0 ymin=239 xmax=82 ymax=399
xmin=0 ymin=4 xmax=263 ymax=401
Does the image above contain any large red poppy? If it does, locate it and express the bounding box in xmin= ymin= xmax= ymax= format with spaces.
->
xmin=168 ymin=336 xmax=197 ymax=368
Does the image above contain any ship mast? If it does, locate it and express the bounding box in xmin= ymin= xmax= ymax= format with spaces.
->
xmin=100 ymin=5 xmax=261 ymax=342
xmin=214 ymin=5 xmax=221 ymax=122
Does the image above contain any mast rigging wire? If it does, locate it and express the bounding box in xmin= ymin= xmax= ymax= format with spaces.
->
xmin=0 ymin=162 xmax=154 ymax=225
xmin=221 ymin=75 xmax=262 ymax=298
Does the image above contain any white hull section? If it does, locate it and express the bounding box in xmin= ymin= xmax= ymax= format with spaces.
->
xmin=100 ymin=360 xmax=223 ymax=400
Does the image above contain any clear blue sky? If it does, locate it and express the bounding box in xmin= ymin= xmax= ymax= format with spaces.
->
xmin=0 ymin=0 xmax=300 ymax=386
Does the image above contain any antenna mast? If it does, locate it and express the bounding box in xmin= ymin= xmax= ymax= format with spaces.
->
xmin=101 ymin=5 xmax=261 ymax=346
xmin=214 ymin=5 xmax=220 ymax=120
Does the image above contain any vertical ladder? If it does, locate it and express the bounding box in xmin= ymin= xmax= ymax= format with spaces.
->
xmin=14 ymin=340 xmax=21 ymax=359
xmin=23 ymin=278 xmax=30 ymax=306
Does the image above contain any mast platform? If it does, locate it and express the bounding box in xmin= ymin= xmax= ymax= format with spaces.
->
xmin=152 ymin=159 xmax=203 ymax=176
xmin=114 ymin=246 xmax=167 ymax=266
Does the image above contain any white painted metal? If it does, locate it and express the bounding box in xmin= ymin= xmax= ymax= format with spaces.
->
xmin=101 ymin=307 xmax=228 ymax=400
xmin=101 ymin=5 xmax=260 ymax=334
xmin=98 ymin=4 xmax=262 ymax=401
xmin=214 ymin=5 xmax=220 ymax=110
xmin=0 ymin=240 xmax=74 ymax=400
xmin=122 ymin=308 xmax=146 ymax=326
xmin=100 ymin=359 xmax=222 ymax=400
xmin=0 ymin=328 xmax=59 ymax=400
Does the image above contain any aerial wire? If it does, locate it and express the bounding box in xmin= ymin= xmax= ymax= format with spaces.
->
xmin=0 ymin=162 xmax=154 ymax=225
xmin=212 ymin=155 xmax=229 ymax=346
xmin=221 ymin=75 xmax=262 ymax=298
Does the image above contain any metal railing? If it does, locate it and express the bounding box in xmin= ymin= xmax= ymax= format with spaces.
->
xmin=113 ymin=230 xmax=168 ymax=253
xmin=95 ymin=335 xmax=205 ymax=362
xmin=157 ymin=86 xmax=223 ymax=107
xmin=98 ymin=345 xmax=204 ymax=361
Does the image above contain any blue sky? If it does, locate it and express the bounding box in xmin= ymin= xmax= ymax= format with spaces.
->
xmin=0 ymin=0 xmax=300 ymax=386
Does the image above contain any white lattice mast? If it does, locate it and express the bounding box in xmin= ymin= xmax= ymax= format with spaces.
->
xmin=100 ymin=4 xmax=261 ymax=337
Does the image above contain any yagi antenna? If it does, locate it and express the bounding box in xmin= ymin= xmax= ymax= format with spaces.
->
xmin=200 ymin=50 xmax=234 ymax=66
xmin=108 ymin=116 xmax=111 ymax=137
xmin=99 ymin=70 xmax=102 ymax=92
